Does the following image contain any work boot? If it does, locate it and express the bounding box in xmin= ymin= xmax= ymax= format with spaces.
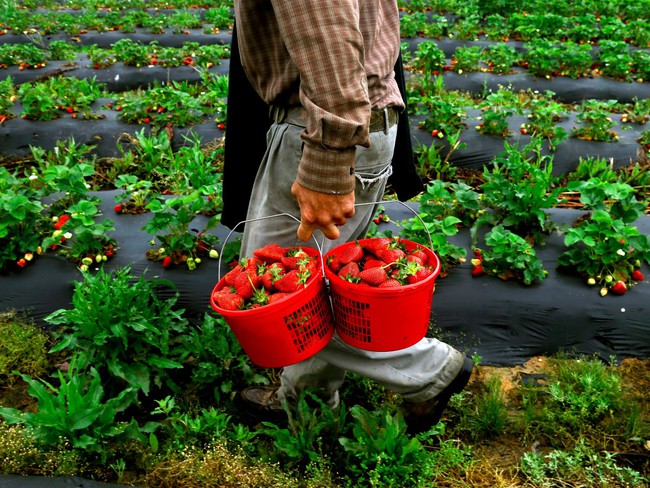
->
xmin=240 ymin=386 xmax=286 ymax=416
xmin=402 ymin=355 xmax=475 ymax=434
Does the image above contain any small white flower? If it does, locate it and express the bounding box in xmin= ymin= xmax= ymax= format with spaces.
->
xmin=29 ymin=173 xmax=38 ymax=180
xmin=64 ymin=232 xmax=72 ymax=239
xmin=617 ymin=249 xmax=626 ymax=256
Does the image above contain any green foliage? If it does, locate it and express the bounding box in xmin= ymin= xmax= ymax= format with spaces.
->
xmin=338 ymin=405 xmax=423 ymax=486
xmin=473 ymin=139 xmax=563 ymax=245
xmin=0 ymin=361 xmax=143 ymax=460
xmin=45 ymin=267 xmax=189 ymax=399
xmin=259 ymin=391 xmax=346 ymax=467
xmin=558 ymin=207 xmax=650 ymax=293
xmin=475 ymin=225 xmax=548 ymax=285
xmin=521 ymin=439 xmax=646 ymax=486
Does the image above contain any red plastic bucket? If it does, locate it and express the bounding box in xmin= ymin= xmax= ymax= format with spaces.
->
xmin=324 ymin=238 xmax=441 ymax=352
xmin=210 ymin=247 xmax=334 ymax=368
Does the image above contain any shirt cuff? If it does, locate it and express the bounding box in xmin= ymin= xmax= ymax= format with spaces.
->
xmin=297 ymin=142 xmax=356 ymax=194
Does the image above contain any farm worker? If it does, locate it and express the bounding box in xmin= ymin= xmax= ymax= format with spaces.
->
xmin=221 ymin=0 xmax=474 ymax=433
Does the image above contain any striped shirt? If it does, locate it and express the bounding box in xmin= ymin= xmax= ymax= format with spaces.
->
xmin=234 ymin=0 xmax=404 ymax=194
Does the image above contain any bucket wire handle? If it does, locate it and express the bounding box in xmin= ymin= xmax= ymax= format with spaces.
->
xmin=217 ymin=213 xmax=325 ymax=281
xmin=354 ymin=200 xmax=434 ymax=252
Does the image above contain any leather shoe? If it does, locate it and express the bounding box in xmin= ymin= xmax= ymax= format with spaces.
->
xmin=402 ymin=355 xmax=474 ymax=434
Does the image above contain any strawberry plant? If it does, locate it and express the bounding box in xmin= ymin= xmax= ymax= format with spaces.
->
xmin=620 ymin=97 xmax=650 ymax=125
xmin=113 ymin=174 xmax=154 ymax=214
xmin=484 ymin=44 xmax=519 ymax=74
xmin=472 ymin=139 xmax=564 ymax=245
xmin=412 ymin=41 xmax=446 ymax=76
xmin=557 ymin=210 xmax=650 ymax=295
xmin=571 ymin=99 xmax=620 ymax=142
xmin=0 ymin=169 xmax=44 ymax=272
xmin=451 ymin=45 xmax=484 ymax=73
xmin=476 ymin=87 xmax=522 ymax=137
xmin=597 ymin=40 xmax=633 ymax=80
xmin=41 ymin=199 xmax=117 ymax=268
xmin=143 ymin=191 xmax=220 ymax=270
xmin=0 ymin=77 xmax=16 ymax=122
xmin=520 ymin=92 xmax=568 ymax=150
xmin=472 ymin=225 xmax=548 ymax=285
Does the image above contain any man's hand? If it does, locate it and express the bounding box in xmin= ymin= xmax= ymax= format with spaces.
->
xmin=291 ymin=181 xmax=355 ymax=242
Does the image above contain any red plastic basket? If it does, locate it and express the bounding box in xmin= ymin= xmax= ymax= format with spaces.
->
xmin=210 ymin=247 xmax=334 ymax=368
xmin=324 ymin=238 xmax=441 ymax=352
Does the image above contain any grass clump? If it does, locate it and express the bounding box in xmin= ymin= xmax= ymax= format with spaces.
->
xmin=0 ymin=311 xmax=50 ymax=386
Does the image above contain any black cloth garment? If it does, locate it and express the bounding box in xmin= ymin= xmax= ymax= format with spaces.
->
xmin=221 ymin=24 xmax=423 ymax=229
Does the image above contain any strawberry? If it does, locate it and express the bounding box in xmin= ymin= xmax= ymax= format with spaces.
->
xmin=376 ymin=248 xmax=406 ymax=264
xmin=338 ymin=261 xmax=361 ymax=281
xmin=253 ymin=243 xmax=285 ymax=263
xmin=409 ymin=249 xmax=429 ymax=265
xmin=243 ymin=256 xmax=263 ymax=274
xmin=215 ymin=292 xmax=244 ymax=311
xmin=362 ymin=258 xmax=385 ymax=269
xmin=362 ymin=237 xmax=392 ymax=257
xmin=610 ymin=281 xmax=627 ymax=295
xmin=406 ymin=266 xmax=434 ymax=284
xmin=327 ymin=255 xmax=343 ymax=273
xmin=234 ymin=271 xmax=260 ymax=299
xmin=275 ymin=269 xmax=304 ymax=293
xmin=359 ymin=267 xmax=388 ymax=286
xmin=16 ymin=258 xmax=27 ymax=268
xmin=261 ymin=263 xmax=285 ymax=291
xmin=378 ymin=278 xmax=402 ymax=288
xmin=162 ymin=256 xmax=172 ymax=268
xmin=223 ymin=264 xmax=244 ymax=286
xmin=268 ymin=292 xmax=293 ymax=304
xmin=632 ymin=269 xmax=644 ymax=281
xmin=471 ymin=265 xmax=484 ymax=276
xmin=406 ymin=254 xmax=425 ymax=266
xmin=338 ymin=242 xmax=364 ymax=265
xmin=281 ymin=255 xmax=301 ymax=270
xmin=114 ymin=204 xmax=123 ymax=213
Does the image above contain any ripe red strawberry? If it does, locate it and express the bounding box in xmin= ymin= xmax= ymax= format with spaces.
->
xmin=377 ymin=248 xmax=405 ymax=264
xmin=406 ymin=254 xmax=425 ymax=266
xmin=327 ymin=255 xmax=343 ymax=273
xmin=268 ymin=292 xmax=293 ymax=304
xmin=632 ymin=269 xmax=644 ymax=281
xmin=253 ymin=243 xmax=285 ymax=263
xmin=16 ymin=258 xmax=27 ymax=268
xmin=359 ymin=267 xmax=388 ymax=286
xmin=234 ymin=271 xmax=260 ymax=299
xmin=378 ymin=278 xmax=402 ymax=288
xmin=338 ymin=261 xmax=361 ymax=281
xmin=610 ymin=281 xmax=627 ymax=295
xmin=406 ymin=266 xmax=434 ymax=284
xmin=275 ymin=269 xmax=304 ymax=293
xmin=281 ymin=255 xmax=301 ymax=270
xmin=162 ymin=256 xmax=172 ymax=268
xmin=261 ymin=263 xmax=285 ymax=291
xmin=215 ymin=292 xmax=244 ymax=311
xmin=362 ymin=237 xmax=392 ymax=257
xmin=243 ymin=256 xmax=263 ymax=274
xmin=114 ymin=204 xmax=123 ymax=213
xmin=224 ymin=264 xmax=244 ymax=286
xmin=471 ymin=265 xmax=484 ymax=276
xmin=363 ymin=258 xmax=385 ymax=269
xmin=409 ymin=249 xmax=428 ymax=265
xmin=338 ymin=242 xmax=364 ymax=265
